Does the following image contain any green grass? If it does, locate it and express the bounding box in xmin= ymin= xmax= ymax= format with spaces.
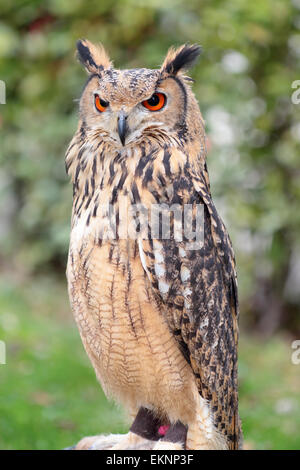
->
xmin=0 ymin=275 xmax=299 ymax=450
xmin=239 ymin=333 xmax=300 ymax=449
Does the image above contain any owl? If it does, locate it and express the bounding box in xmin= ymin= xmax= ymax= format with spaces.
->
xmin=65 ymin=39 xmax=242 ymax=450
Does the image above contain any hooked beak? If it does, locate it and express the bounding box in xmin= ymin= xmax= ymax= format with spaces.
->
xmin=118 ymin=111 xmax=128 ymax=146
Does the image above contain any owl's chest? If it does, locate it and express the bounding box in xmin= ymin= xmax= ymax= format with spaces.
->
xmin=68 ymin=239 xmax=151 ymax=350
xmin=70 ymin=144 xmax=176 ymax=244
xmin=71 ymin=166 xmax=159 ymax=250
xmin=67 ymin=239 xmax=191 ymax=409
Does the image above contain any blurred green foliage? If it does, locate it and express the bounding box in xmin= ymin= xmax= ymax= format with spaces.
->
xmin=1 ymin=0 xmax=300 ymax=333
xmin=1 ymin=0 xmax=300 ymax=334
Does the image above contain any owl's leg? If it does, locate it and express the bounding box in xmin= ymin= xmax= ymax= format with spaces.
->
xmin=75 ymin=434 xmax=126 ymax=450
xmin=73 ymin=407 xmax=162 ymax=450
xmin=185 ymin=395 xmax=228 ymax=450
xmin=186 ymin=418 xmax=228 ymax=450
xmin=73 ymin=410 xmax=138 ymax=450
xmin=108 ymin=431 xmax=155 ymax=450
xmin=109 ymin=407 xmax=165 ymax=450
xmin=153 ymin=421 xmax=187 ymax=450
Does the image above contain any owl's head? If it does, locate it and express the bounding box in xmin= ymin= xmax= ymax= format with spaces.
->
xmin=76 ymin=40 xmax=202 ymax=149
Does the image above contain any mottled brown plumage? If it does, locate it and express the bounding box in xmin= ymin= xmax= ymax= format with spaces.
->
xmin=66 ymin=40 xmax=242 ymax=450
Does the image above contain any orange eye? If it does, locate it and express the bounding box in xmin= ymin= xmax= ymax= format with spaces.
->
xmin=95 ymin=94 xmax=109 ymax=112
xmin=142 ymin=93 xmax=166 ymax=111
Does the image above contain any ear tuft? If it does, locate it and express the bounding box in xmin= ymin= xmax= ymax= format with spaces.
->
xmin=161 ymin=44 xmax=201 ymax=75
xmin=76 ymin=39 xmax=112 ymax=74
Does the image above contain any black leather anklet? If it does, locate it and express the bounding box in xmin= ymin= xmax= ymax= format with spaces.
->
xmin=130 ymin=407 xmax=164 ymax=441
xmin=161 ymin=421 xmax=188 ymax=448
